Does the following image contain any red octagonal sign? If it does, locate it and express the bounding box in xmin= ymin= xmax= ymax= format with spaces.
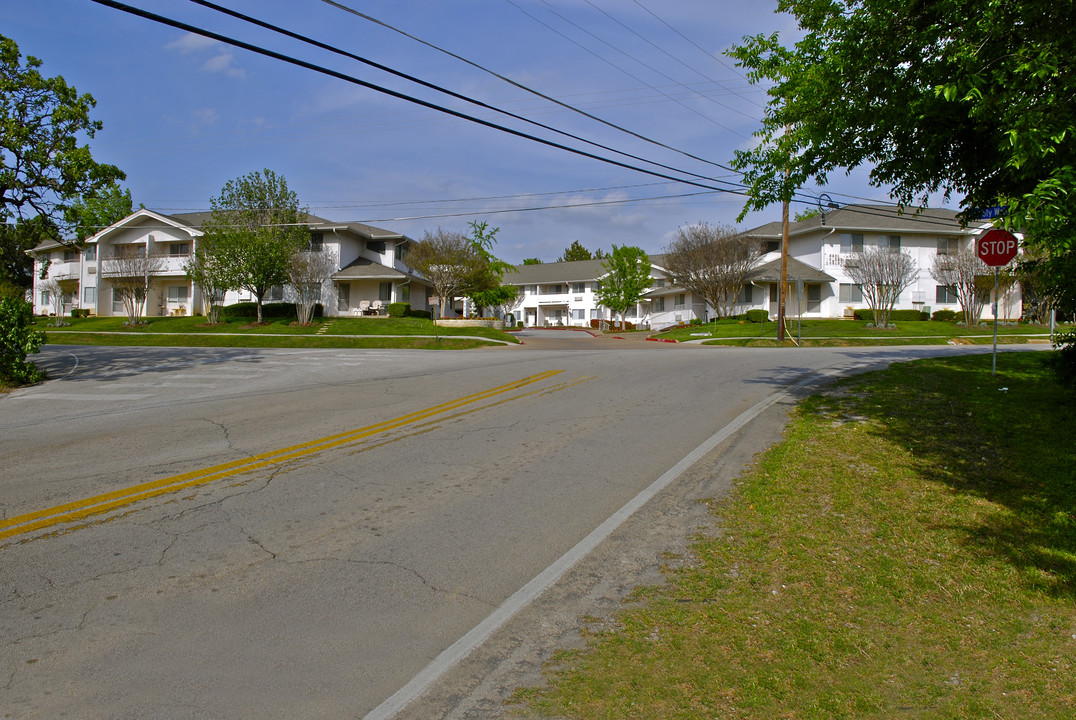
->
xmin=977 ymin=228 xmax=1019 ymax=267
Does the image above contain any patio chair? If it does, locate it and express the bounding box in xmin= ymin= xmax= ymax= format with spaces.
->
xmin=370 ymin=300 xmax=383 ymax=315
xmin=358 ymin=300 xmax=371 ymax=315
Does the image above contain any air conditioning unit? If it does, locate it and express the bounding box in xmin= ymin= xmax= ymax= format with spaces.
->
xmin=87 ymin=266 xmax=96 ymax=274
xmin=844 ymin=257 xmax=859 ymax=268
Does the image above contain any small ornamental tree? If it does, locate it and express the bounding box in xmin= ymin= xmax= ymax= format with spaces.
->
xmin=930 ymin=245 xmax=992 ymax=326
xmin=845 ymin=247 xmax=917 ymax=328
xmin=596 ymin=245 xmax=652 ymax=330
xmin=184 ymin=238 xmax=230 ymax=324
xmin=100 ymin=244 xmax=165 ymax=324
xmin=407 ymin=228 xmax=485 ymax=318
xmin=662 ymin=223 xmax=761 ymax=318
xmin=287 ymin=249 xmax=336 ymax=325
xmin=202 ymin=169 xmax=309 ymax=323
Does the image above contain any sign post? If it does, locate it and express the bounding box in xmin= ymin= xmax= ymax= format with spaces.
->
xmin=976 ymin=229 xmax=1019 ymax=375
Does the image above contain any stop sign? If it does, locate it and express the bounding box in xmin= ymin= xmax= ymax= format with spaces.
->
xmin=977 ymin=228 xmax=1019 ymax=267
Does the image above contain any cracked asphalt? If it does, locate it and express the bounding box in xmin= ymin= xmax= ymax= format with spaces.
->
xmin=0 ymin=339 xmax=1019 ymax=719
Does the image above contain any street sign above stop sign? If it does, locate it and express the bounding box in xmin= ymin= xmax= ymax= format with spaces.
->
xmin=977 ymin=228 xmax=1019 ymax=267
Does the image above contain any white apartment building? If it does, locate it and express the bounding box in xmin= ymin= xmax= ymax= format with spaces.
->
xmin=505 ymin=205 xmax=1021 ymax=329
xmin=30 ymin=209 xmax=431 ymax=318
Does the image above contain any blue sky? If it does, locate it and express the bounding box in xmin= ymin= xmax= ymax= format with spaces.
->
xmin=4 ymin=0 xmax=929 ymax=262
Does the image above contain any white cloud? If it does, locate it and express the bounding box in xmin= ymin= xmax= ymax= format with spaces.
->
xmin=201 ymin=52 xmax=247 ymax=79
xmin=192 ymin=108 xmax=219 ymax=126
xmin=165 ymin=33 xmax=219 ymax=54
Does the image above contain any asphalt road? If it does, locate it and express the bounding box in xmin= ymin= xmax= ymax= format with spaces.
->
xmin=0 ymin=336 xmax=1036 ymax=719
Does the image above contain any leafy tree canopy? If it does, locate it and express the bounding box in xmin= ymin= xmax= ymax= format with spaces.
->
xmin=730 ymin=0 xmax=1076 ymax=257
xmin=63 ymin=182 xmax=134 ymax=242
xmin=0 ymin=34 xmax=125 ymax=230
xmin=596 ymin=244 xmax=652 ymax=329
xmin=521 ymin=257 xmax=543 ymax=265
xmin=201 ymin=169 xmax=309 ymax=323
xmin=1 ymin=214 xmax=59 ymax=293
xmin=558 ymin=240 xmax=593 ymax=262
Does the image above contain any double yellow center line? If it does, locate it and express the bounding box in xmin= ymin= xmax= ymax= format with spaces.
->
xmin=1 ymin=370 xmax=564 ymax=544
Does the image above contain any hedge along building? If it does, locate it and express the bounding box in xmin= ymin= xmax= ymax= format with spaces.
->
xmin=29 ymin=209 xmax=431 ymax=318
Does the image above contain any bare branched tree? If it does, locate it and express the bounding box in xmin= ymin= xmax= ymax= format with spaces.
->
xmin=845 ymin=247 xmax=918 ymax=327
xmin=405 ymin=228 xmax=484 ymax=318
xmin=929 ymin=245 xmax=991 ymax=325
xmin=185 ymin=239 xmax=230 ymax=324
xmin=287 ymin=249 xmax=337 ymax=325
xmin=38 ymin=274 xmax=76 ymax=324
xmin=100 ymin=244 xmax=164 ymax=324
xmin=661 ymin=223 xmax=762 ymax=318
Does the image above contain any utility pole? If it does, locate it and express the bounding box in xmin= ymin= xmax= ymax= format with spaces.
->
xmin=778 ymin=192 xmax=789 ymax=343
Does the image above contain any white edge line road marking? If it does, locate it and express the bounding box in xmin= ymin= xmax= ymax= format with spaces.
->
xmin=364 ymin=368 xmax=848 ymax=720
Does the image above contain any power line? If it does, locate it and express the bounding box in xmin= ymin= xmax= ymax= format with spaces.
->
xmin=92 ymin=0 xmax=754 ymax=200
xmin=579 ymin=0 xmax=760 ymax=119
xmin=183 ymin=0 xmax=736 ymax=188
xmin=317 ymin=0 xmax=747 ymax=176
xmin=508 ymin=0 xmax=748 ymax=137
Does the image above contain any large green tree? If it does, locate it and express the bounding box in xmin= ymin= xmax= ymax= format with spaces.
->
xmin=730 ymin=0 xmax=1076 ymax=248
xmin=406 ymin=228 xmax=485 ymax=318
xmin=201 ymin=169 xmax=309 ymax=323
xmin=731 ymin=0 xmax=1076 ymax=376
xmin=0 ymin=34 xmax=125 ymax=230
xmin=596 ymin=245 xmax=652 ymax=330
xmin=63 ymin=182 xmax=134 ymax=242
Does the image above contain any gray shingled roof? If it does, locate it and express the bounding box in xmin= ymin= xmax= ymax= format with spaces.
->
xmin=164 ymin=212 xmax=407 ymax=241
xmin=331 ymin=257 xmax=410 ymax=280
xmin=507 ymin=255 xmax=668 ymax=284
xmin=743 ymin=204 xmax=970 ymax=239
xmin=748 ymin=257 xmax=835 ymax=283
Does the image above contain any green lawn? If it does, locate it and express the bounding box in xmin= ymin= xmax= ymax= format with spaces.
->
xmin=35 ymin=314 xmax=518 ymax=349
xmin=515 ymin=353 xmax=1076 ymax=720
xmin=658 ymin=317 xmax=1069 ymax=346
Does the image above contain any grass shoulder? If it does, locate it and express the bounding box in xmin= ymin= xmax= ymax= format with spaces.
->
xmin=518 ymin=352 xmax=1076 ymax=719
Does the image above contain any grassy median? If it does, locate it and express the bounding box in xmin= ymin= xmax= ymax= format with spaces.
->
xmin=35 ymin=314 xmax=517 ymax=349
xmin=515 ymin=352 xmax=1076 ymax=720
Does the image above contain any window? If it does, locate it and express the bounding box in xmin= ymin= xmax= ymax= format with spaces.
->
xmin=545 ymin=284 xmax=564 ymax=294
xmin=590 ymin=309 xmax=601 ymax=320
xmin=653 ymin=297 xmax=665 ymax=311
xmin=738 ymin=284 xmax=754 ymax=303
xmin=167 ymin=286 xmax=189 ymax=304
xmin=395 ymin=242 xmax=408 ymax=262
xmin=63 ymin=250 xmax=78 ymax=262
xmin=764 ymin=240 xmax=781 ymax=254
xmin=770 ymin=284 xmax=778 ymax=302
xmin=675 ymin=293 xmax=686 ymax=307
xmin=879 ymin=235 xmax=902 ymax=253
xmin=652 ymin=278 xmax=665 ymax=289
xmin=572 ymin=309 xmax=585 ymax=321
xmin=400 ymin=284 xmax=410 ymax=303
xmin=379 ymin=281 xmax=392 ymax=302
xmin=571 ymin=282 xmax=586 ymax=293
xmin=337 ymin=283 xmax=350 ymax=311
xmin=84 ymin=246 xmax=97 ymax=261
xmin=839 ymin=283 xmax=863 ymax=303
xmin=367 ymin=240 xmax=386 ymax=253
xmin=269 ymin=285 xmax=284 ymax=302
xmin=309 ymin=232 xmax=324 ymax=252
xmin=937 ymin=237 xmax=959 ymax=255
xmin=936 ymin=285 xmax=958 ymax=303
xmin=83 ymin=286 xmax=96 ymax=305
xmin=169 ymin=243 xmax=190 ymax=257
xmin=840 ymin=233 xmax=864 ymax=253
xmin=40 ymin=291 xmax=49 ymax=305
xmin=112 ymin=288 xmax=125 ymax=313
xmin=807 ymin=284 xmax=822 ymax=313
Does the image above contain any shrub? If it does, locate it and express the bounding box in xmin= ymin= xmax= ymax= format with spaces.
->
xmin=407 ymin=309 xmax=432 ymax=320
xmin=387 ymin=302 xmax=410 ymax=317
xmin=746 ymin=309 xmax=769 ymax=323
xmin=855 ymin=309 xmax=927 ymax=322
xmin=932 ymin=309 xmax=958 ymax=322
xmin=1047 ymin=331 xmax=1076 ymax=387
xmin=0 ymin=296 xmax=45 ymax=385
xmin=223 ymin=302 xmax=322 ymax=319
